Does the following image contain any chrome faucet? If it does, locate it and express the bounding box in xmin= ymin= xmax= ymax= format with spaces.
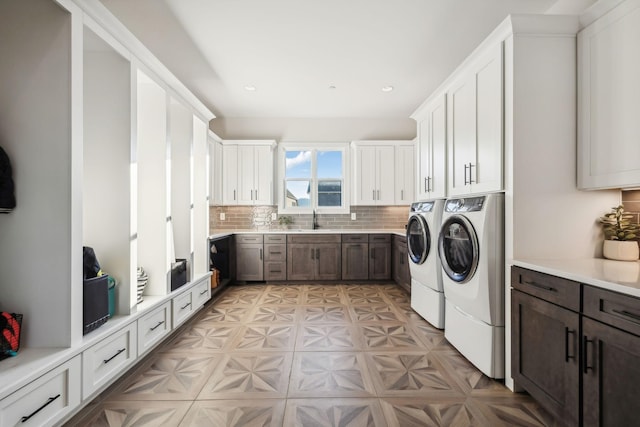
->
xmin=312 ymin=210 xmax=319 ymax=230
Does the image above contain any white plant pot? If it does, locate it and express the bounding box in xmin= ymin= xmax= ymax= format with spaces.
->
xmin=603 ymin=240 xmax=640 ymax=261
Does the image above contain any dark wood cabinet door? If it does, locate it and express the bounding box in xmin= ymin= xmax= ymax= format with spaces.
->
xmin=369 ymin=243 xmax=391 ymax=280
xmin=316 ymin=243 xmax=341 ymax=280
xmin=235 ymin=243 xmax=264 ymax=281
xmin=342 ymin=243 xmax=369 ymax=280
xmin=582 ymin=316 xmax=640 ymax=427
xmin=511 ymin=289 xmax=580 ymax=425
xmin=287 ymin=243 xmax=315 ymax=280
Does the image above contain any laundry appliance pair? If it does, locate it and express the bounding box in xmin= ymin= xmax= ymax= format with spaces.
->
xmin=407 ymin=193 xmax=504 ymax=378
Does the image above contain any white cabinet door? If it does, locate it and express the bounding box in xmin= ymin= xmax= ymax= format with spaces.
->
xmin=416 ymin=117 xmax=431 ymax=201
xmin=447 ymin=43 xmax=503 ymax=196
xmin=377 ymin=145 xmax=396 ymax=205
xmin=430 ymin=95 xmax=447 ymax=199
xmin=416 ymin=94 xmax=447 ymax=200
xmin=222 ymin=144 xmax=238 ymax=204
xmin=395 ymin=144 xmax=415 ymax=204
xmin=473 ymin=43 xmax=504 ymax=194
xmin=578 ymin=0 xmax=640 ymax=189
xmin=254 ymin=145 xmax=273 ymax=205
xmin=447 ymin=71 xmax=476 ymax=196
xmin=355 ymin=146 xmax=378 ymax=205
xmin=210 ymin=139 xmax=223 ymax=205
xmin=237 ymin=145 xmax=256 ymax=205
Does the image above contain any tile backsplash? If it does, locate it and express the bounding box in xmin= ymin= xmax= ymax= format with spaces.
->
xmin=210 ymin=205 xmax=410 ymax=233
xmin=622 ymin=190 xmax=640 ymax=223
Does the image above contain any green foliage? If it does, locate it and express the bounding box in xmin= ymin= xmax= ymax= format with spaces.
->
xmin=278 ymin=215 xmax=293 ymax=225
xmin=599 ymin=205 xmax=640 ymax=241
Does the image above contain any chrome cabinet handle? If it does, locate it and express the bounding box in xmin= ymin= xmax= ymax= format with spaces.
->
xmin=21 ymin=394 xmax=61 ymax=423
xmin=315 ymin=248 xmax=320 ymax=259
xmin=199 ymin=289 xmax=208 ymax=296
xmin=181 ymin=302 xmax=192 ymax=310
xmin=468 ymin=163 xmax=475 ymax=184
xmin=377 ymin=190 xmax=380 ymax=200
xmin=259 ymin=249 xmax=263 ymax=260
xmin=401 ymin=189 xmax=404 ymax=200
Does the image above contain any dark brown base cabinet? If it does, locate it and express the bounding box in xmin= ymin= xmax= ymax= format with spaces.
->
xmin=392 ymin=235 xmax=410 ymax=291
xmin=287 ymin=235 xmax=341 ymax=281
xmin=235 ymin=234 xmax=264 ymax=281
xmin=369 ymin=234 xmax=391 ymax=280
xmin=512 ymin=266 xmax=640 ymax=427
xmin=341 ymin=234 xmax=391 ymax=281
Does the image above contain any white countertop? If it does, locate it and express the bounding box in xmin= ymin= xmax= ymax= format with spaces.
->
xmin=513 ymin=258 xmax=640 ymax=298
xmin=209 ymin=229 xmax=406 ymax=240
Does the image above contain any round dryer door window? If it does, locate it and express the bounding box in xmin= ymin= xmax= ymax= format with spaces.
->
xmin=438 ymin=215 xmax=479 ymax=283
xmin=407 ymin=214 xmax=430 ymax=264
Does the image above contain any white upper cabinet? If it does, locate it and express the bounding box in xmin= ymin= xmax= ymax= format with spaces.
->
xmin=223 ymin=141 xmax=275 ymax=205
xmin=353 ymin=144 xmax=395 ymax=205
xmin=352 ymin=141 xmax=415 ymax=205
xmin=414 ymin=94 xmax=447 ymax=200
xmin=222 ymin=144 xmax=239 ymax=204
xmin=395 ymin=143 xmax=416 ymax=204
xmin=209 ymin=134 xmax=223 ymax=206
xmin=447 ymin=43 xmax=504 ymax=196
xmin=578 ymin=0 xmax=640 ymax=189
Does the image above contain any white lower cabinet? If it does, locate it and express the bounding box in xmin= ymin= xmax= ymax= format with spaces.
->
xmin=172 ymin=289 xmax=195 ymax=328
xmin=192 ymin=278 xmax=211 ymax=309
xmin=0 ymin=355 xmax=81 ymax=427
xmin=82 ymin=323 xmax=137 ymax=400
xmin=138 ymin=302 xmax=171 ymax=356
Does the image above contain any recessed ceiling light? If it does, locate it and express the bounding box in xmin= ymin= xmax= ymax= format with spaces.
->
xmin=244 ymin=85 xmax=256 ymax=91
xmin=382 ymin=86 xmax=394 ymax=92
xmin=328 ymin=85 xmax=337 ymax=90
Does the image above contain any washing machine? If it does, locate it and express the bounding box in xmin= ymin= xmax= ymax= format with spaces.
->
xmin=438 ymin=192 xmax=504 ymax=378
xmin=407 ymin=199 xmax=445 ymax=329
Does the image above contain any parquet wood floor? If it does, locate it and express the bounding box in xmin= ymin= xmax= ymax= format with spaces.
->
xmin=66 ymin=284 xmax=560 ymax=427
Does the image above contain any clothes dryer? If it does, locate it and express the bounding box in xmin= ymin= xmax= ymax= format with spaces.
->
xmin=407 ymin=199 xmax=445 ymax=328
xmin=438 ymin=193 xmax=504 ymax=378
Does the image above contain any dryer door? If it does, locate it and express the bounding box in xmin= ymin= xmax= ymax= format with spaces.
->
xmin=438 ymin=215 xmax=479 ymax=283
xmin=407 ymin=214 xmax=430 ymax=265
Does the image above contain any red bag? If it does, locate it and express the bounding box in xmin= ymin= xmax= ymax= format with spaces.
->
xmin=1 ymin=312 xmax=22 ymax=359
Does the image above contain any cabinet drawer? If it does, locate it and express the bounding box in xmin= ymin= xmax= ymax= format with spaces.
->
xmin=583 ymin=285 xmax=640 ymax=336
xmin=369 ymin=234 xmax=391 ymax=243
xmin=342 ymin=234 xmax=367 ymax=243
xmin=0 ymin=355 xmax=81 ymax=427
xmin=138 ymin=302 xmax=171 ymax=356
xmin=287 ymin=234 xmax=341 ymax=244
xmin=82 ymin=322 xmax=137 ymax=399
xmin=264 ymin=244 xmax=286 ymax=261
xmin=173 ymin=290 xmax=194 ymax=328
xmin=236 ymin=234 xmax=263 ymax=244
xmin=265 ymin=262 xmax=286 ymax=281
xmin=192 ymin=279 xmax=211 ymax=308
xmin=264 ymin=234 xmax=286 ymax=243
xmin=511 ymin=266 xmax=580 ymax=312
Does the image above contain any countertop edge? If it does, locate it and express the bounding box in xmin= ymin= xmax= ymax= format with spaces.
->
xmin=512 ymin=258 xmax=640 ymax=299
xmin=209 ymin=229 xmax=407 ymax=240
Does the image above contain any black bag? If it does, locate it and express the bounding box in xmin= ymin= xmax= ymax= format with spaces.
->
xmin=0 ymin=146 xmax=16 ymax=213
xmin=1 ymin=312 xmax=22 ymax=359
xmin=83 ymin=246 xmax=102 ymax=279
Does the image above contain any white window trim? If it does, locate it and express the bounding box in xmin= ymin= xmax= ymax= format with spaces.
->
xmin=278 ymin=142 xmax=350 ymax=214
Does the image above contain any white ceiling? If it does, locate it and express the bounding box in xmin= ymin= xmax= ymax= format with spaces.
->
xmin=100 ymin=0 xmax=595 ymax=120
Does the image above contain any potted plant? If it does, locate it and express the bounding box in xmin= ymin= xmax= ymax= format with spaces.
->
xmin=599 ymin=205 xmax=640 ymax=261
xmin=278 ymin=215 xmax=293 ymax=230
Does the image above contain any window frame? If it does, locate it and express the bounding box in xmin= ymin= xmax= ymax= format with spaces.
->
xmin=278 ymin=142 xmax=350 ymax=214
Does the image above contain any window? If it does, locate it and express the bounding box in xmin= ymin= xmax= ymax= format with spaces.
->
xmin=280 ymin=144 xmax=348 ymax=212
